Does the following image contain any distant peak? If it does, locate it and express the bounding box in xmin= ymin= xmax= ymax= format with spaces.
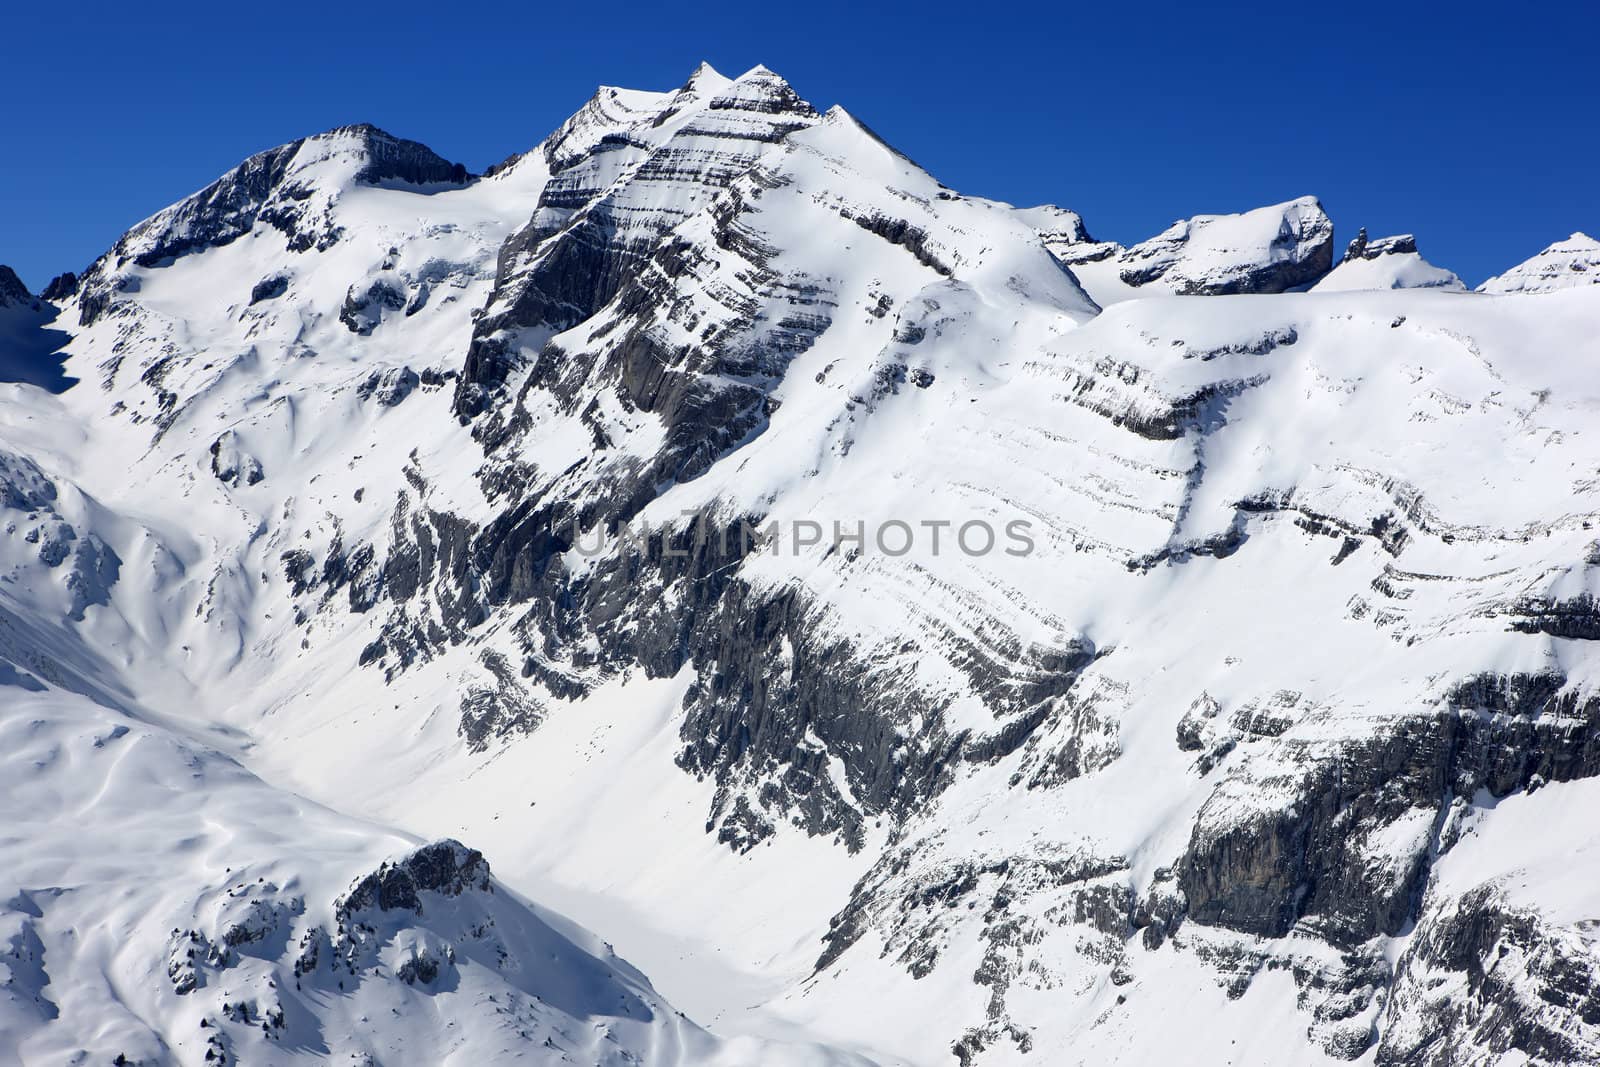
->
xmin=1119 ymin=196 xmax=1335 ymax=295
xmin=1479 ymin=230 xmax=1600 ymax=294
xmin=678 ymin=61 xmax=732 ymax=96
xmin=0 ymin=264 xmax=31 ymax=304
xmin=302 ymin=124 xmax=473 ymax=186
xmin=314 ymin=121 xmax=391 ymax=140
xmin=42 ymin=271 xmax=79 ymax=302
xmin=707 ymin=64 xmax=813 ymax=118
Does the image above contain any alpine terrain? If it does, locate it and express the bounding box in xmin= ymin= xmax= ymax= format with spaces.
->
xmin=3 ymin=63 xmax=1600 ymax=1066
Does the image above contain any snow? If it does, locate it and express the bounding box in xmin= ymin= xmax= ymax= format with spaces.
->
xmin=1479 ymin=231 xmax=1600 ymax=294
xmin=1432 ymin=778 xmax=1600 ymax=926
xmin=2 ymin=59 xmax=1600 ymax=1067
xmin=0 ymin=684 xmax=867 ymax=1065
xmin=1312 ymin=244 xmax=1465 ymax=292
xmin=1111 ymin=195 xmax=1333 ymax=294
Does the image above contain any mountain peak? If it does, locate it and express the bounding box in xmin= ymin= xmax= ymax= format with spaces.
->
xmin=285 ymin=122 xmax=473 ymax=187
xmin=815 ymin=105 xmax=907 ymax=158
xmin=8 ymin=60 xmax=1600 ymax=1067
xmin=0 ymin=264 xmax=33 ymax=308
xmin=73 ymin=124 xmax=470 ymax=324
xmin=1479 ymin=230 xmax=1600 ymax=294
xmin=706 ymin=63 xmax=811 ymax=117
xmin=676 ymin=60 xmax=733 ymax=98
xmin=1115 ymin=195 xmax=1335 ymax=295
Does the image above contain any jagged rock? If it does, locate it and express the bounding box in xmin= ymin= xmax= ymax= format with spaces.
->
xmin=209 ymin=430 xmax=263 ymax=487
xmin=453 ymin=62 xmax=820 ymax=417
xmin=0 ymin=265 xmax=38 ymax=309
xmin=40 ymin=271 xmax=78 ymax=302
xmin=280 ymin=548 xmax=317 ymax=596
xmin=248 ymin=273 xmax=289 ymax=304
xmin=1508 ymin=592 xmax=1600 ymax=640
xmin=1179 ymin=673 xmax=1600 ymax=944
xmin=339 ymin=278 xmax=407 ymax=334
xmin=337 ymin=840 xmax=491 ymax=919
xmin=356 ymin=366 xmax=419 ymax=406
xmin=458 ymin=650 xmax=544 ymax=750
xmin=0 ymin=448 xmax=59 ymax=511
xmin=1379 ymin=885 xmax=1600 ymax=1065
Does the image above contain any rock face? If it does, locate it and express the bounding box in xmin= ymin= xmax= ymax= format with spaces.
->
xmin=1479 ymin=231 xmax=1600 ymax=293
xmin=40 ymin=271 xmax=78 ymax=302
xmin=209 ymin=429 xmax=264 ymax=486
xmin=1312 ymin=228 xmax=1465 ymax=291
xmin=336 ymin=840 xmax=492 ymax=917
xmin=1117 ymin=195 xmax=1335 ymax=294
xmin=8 ymin=60 xmax=1600 ymax=1067
xmin=454 ymin=63 xmax=820 ymax=418
xmin=0 ymin=264 xmax=38 ymax=309
xmin=1379 ymin=884 xmax=1600 ymax=1066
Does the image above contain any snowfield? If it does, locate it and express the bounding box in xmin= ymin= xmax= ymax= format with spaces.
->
xmin=3 ymin=62 xmax=1600 ymax=1066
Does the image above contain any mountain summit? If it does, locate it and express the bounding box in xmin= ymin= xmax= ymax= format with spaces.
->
xmin=1479 ymin=231 xmax=1600 ymax=294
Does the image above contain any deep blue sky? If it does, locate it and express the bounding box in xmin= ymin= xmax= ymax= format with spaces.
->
xmin=3 ymin=2 xmax=1594 ymax=290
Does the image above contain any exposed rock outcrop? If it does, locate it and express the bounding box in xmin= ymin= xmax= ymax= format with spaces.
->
xmin=0 ymin=264 xmax=38 ymax=309
xmin=1379 ymin=885 xmax=1600 ymax=1065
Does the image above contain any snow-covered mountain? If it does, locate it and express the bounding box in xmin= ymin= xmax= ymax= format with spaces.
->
xmin=1313 ymin=229 xmax=1465 ymax=292
xmin=4 ymin=62 xmax=1600 ymax=1067
xmin=1478 ymin=232 xmax=1600 ymax=294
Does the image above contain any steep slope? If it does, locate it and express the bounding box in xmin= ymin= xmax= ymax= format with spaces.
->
xmin=4 ymin=61 xmax=1600 ymax=1067
xmin=1479 ymin=231 xmax=1600 ymax=294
